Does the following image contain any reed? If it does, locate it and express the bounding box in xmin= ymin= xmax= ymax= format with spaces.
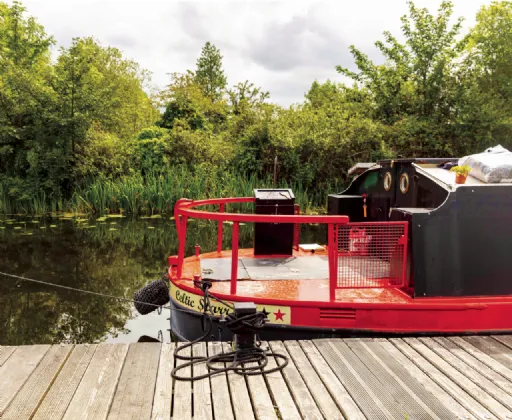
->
xmin=1 ymin=167 xmax=344 ymax=216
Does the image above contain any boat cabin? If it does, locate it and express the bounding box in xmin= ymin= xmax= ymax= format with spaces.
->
xmin=329 ymin=158 xmax=512 ymax=297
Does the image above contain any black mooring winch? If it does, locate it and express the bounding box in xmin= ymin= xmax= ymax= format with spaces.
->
xmin=232 ymin=302 xmax=259 ymax=350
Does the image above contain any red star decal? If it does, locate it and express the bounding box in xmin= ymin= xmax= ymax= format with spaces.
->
xmin=274 ymin=309 xmax=285 ymax=321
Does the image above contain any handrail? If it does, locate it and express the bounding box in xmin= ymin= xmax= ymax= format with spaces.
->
xmin=176 ymin=197 xmax=349 ymax=224
xmin=174 ymin=197 xmax=350 ymax=295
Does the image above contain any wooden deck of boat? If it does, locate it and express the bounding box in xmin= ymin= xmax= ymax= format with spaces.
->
xmin=1 ymin=336 xmax=512 ymax=419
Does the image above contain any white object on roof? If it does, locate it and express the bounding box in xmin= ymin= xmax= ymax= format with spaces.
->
xmin=459 ymin=145 xmax=512 ymax=183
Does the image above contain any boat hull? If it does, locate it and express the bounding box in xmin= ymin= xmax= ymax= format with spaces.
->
xmin=168 ymin=280 xmax=512 ymax=341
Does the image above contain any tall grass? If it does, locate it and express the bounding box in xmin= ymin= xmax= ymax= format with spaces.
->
xmin=1 ymin=167 xmax=345 ymax=216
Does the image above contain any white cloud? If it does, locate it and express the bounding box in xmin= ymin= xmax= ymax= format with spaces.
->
xmin=14 ymin=0 xmax=490 ymax=106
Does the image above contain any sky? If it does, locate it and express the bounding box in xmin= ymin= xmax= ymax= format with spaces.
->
xmin=15 ymin=0 xmax=491 ymax=106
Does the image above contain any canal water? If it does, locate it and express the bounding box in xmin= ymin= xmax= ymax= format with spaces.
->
xmin=0 ymin=214 xmax=324 ymax=345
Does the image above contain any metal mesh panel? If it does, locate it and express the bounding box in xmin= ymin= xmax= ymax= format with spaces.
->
xmin=336 ymin=222 xmax=407 ymax=288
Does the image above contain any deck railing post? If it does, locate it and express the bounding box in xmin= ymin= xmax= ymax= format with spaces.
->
xmin=328 ymin=223 xmax=338 ymax=301
xmin=217 ymin=203 xmax=225 ymax=253
xmin=177 ymin=215 xmax=188 ymax=278
xmin=230 ymin=221 xmax=239 ymax=295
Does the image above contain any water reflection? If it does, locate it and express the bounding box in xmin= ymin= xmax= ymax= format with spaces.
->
xmin=0 ymin=214 xmax=324 ymax=345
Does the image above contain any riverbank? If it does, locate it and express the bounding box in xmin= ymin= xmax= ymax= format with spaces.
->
xmin=0 ymin=169 xmax=343 ymax=216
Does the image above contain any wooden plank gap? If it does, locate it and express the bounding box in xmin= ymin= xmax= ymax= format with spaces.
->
xmin=0 ymin=346 xmax=17 ymax=367
xmin=298 ymin=340 xmax=364 ymax=419
xmin=107 ymin=343 xmax=161 ymax=420
xmin=2 ymin=344 xmax=73 ymax=420
xmin=33 ymin=344 xmax=97 ymax=420
xmin=0 ymin=344 xmax=51 ymax=415
xmin=221 ymin=342 xmax=256 ymax=420
xmin=269 ymin=341 xmax=323 ymax=420
xmin=374 ymin=339 xmax=474 ymax=420
xmin=152 ymin=343 xmax=175 ymax=420
xmin=390 ymin=338 xmax=495 ymax=419
xmin=62 ymin=343 xmax=129 ymax=420
xmin=261 ymin=341 xmax=301 ymax=420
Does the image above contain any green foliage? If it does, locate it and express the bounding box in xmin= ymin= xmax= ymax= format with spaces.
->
xmin=1 ymin=1 xmax=512 ymax=216
xmin=336 ymin=1 xmax=511 ymax=158
xmin=450 ymin=165 xmax=471 ymax=176
xmin=194 ymin=42 xmax=227 ymax=101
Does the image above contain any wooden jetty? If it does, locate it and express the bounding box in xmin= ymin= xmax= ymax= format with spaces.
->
xmin=1 ymin=336 xmax=512 ymax=419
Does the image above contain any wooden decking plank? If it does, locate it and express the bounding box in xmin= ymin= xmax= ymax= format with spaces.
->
xmin=433 ymin=337 xmax=512 ymax=396
xmin=491 ymin=335 xmax=512 ymax=351
xmin=108 ymin=343 xmax=161 ymax=420
xmin=376 ymin=339 xmax=474 ymax=419
xmin=332 ymin=339 xmax=424 ymax=419
xmin=171 ymin=344 xmax=192 ymax=420
xmin=260 ymin=342 xmax=301 ymax=420
xmin=417 ymin=338 xmax=512 ymax=414
xmin=403 ymin=337 xmax=506 ymax=418
xmin=463 ymin=336 xmax=512 ymax=367
xmin=350 ymin=339 xmax=446 ymax=419
xmin=33 ymin=344 xmax=97 ymax=420
xmin=192 ymin=342 xmax=213 ymax=420
xmin=221 ymin=342 xmax=255 ymax=420
xmin=2 ymin=345 xmax=72 ymax=420
xmin=62 ymin=343 xmax=129 ymax=420
xmin=314 ymin=339 xmax=394 ymax=419
xmin=244 ymin=345 xmax=278 ymax=420
xmin=448 ymin=336 xmax=512 ymax=382
xmin=152 ymin=343 xmax=175 ymax=420
xmin=390 ymin=338 xmax=493 ymax=419
xmin=0 ymin=345 xmax=50 ymax=415
xmin=298 ymin=340 xmax=363 ymax=420
xmin=0 ymin=346 xmax=17 ymax=366
xmin=269 ymin=341 xmax=324 ymax=420
xmin=208 ymin=342 xmax=234 ymax=420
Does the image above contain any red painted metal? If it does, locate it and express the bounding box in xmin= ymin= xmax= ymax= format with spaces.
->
xmin=231 ymin=221 xmax=239 ymax=295
xmin=328 ymin=223 xmax=335 ymax=301
xmin=293 ymin=204 xmax=300 ymax=251
xmin=177 ymin=215 xmax=188 ymax=278
xmin=217 ymin=203 xmax=225 ymax=253
xmin=169 ymin=268 xmax=512 ymax=334
xmin=174 ymin=197 xmax=349 ymax=288
xmin=175 ymin=197 xmax=349 ymax=224
xmin=334 ymin=222 xmax=408 ymax=289
xmin=195 ymin=245 xmax=201 ymax=257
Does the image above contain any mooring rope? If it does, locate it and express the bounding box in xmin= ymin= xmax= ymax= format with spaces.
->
xmin=1 ymin=270 xmax=290 ymax=378
xmin=171 ymin=280 xmax=289 ymax=381
xmin=0 ymin=271 xmax=197 ymax=316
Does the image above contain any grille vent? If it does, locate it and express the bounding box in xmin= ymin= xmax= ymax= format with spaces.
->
xmin=319 ymin=308 xmax=356 ymax=320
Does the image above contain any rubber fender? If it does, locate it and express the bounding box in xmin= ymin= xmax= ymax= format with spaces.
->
xmin=134 ymin=276 xmax=170 ymax=315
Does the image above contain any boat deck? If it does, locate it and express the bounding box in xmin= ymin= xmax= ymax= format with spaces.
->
xmin=178 ymin=249 xmax=412 ymax=304
xmin=2 ymin=336 xmax=512 ymax=419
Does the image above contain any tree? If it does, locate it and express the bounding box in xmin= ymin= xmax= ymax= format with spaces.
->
xmin=194 ymin=42 xmax=227 ymax=101
xmin=337 ymin=1 xmax=464 ymax=124
xmin=228 ymin=81 xmax=269 ymax=114
xmin=160 ymin=72 xmax=227 ymax=131
xmin=334 ymin=1 xmax=498 ymax=156
xmin=0 ymin=1 xmax=60 ymax=198
xmin=465 ymin=1 xmax=512 ymax=119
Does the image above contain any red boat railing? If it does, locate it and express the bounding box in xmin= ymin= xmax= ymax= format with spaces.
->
xmin=172 ymin=197 xmax=408 ymax=300
xmin=173 ymin=197 xmax=349 ymax=296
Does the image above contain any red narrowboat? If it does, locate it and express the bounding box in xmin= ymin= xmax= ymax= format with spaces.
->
xmin=167 ymin=159 xmax=512 ymax=340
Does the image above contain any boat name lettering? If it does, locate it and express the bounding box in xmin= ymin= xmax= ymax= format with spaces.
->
xmin=198 ymin=298 xmax=231 ymax=315
xmin=175 ymin=289 xmax=196 ymax=308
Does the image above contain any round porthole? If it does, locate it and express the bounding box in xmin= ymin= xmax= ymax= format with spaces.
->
xmin=383 ymin=172 xmax=392 ymax=191
xmin=400 ymin=173 xmax=410 ymax=194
